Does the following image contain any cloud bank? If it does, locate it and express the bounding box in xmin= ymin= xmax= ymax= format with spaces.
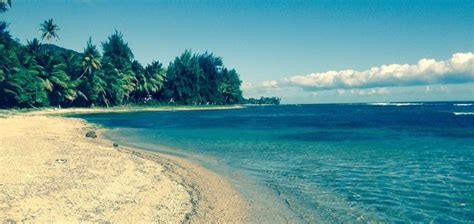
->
xmin=279 ymin=52 xmax=474 ymax=91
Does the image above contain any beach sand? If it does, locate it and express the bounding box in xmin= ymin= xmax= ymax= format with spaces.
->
xmin=0 ymin=110 xmax=248 ymax=223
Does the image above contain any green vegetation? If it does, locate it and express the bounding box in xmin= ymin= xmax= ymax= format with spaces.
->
xmin=0 ymin=0 xmax=11 ymax=15
xmin=243 ymin=97 xmax=281 ymax=105
xmin=0 ymin=3 xmax=252 ymax=108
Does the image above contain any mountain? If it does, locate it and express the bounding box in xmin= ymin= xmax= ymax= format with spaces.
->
xmin=41 ymin=44 xmax=81 ymax=55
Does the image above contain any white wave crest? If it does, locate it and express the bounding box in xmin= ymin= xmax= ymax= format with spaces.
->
xmin=453 ymin=112 xmax=474 ymax=116
xmin=367 ymin=102 xmax=424 ymax=106
xmin=454 ymin=104 xmax=473 ymax=107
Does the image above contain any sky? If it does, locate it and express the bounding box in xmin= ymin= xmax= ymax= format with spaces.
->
xmin=4 ymin=0 xmax=474 ymax=103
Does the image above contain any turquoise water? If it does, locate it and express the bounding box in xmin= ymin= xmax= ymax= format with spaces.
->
xmin=74 ymin=102 xmax=474 ymax=223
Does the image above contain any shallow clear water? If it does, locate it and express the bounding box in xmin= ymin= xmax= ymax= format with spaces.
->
xmin=74 ymin=102 xmax=474 ymax=223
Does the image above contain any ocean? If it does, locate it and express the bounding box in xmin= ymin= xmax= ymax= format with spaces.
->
xmin=73 ymin=102 xmax=474 ymax=223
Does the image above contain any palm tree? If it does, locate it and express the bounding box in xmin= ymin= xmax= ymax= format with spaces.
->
xmin=33 ymin=53 xmax=77 ymax=106
xmin=102 ymin=63 xmax=136 ymax=105
xmin=0 ymin=42 xmax=49 ymax=107
xmin=60 ymin=51 xmax=80 ymax=78
xmin=101 ymin=31 xmax=137 ymax=105
xmin=76 ymin=38 xmax=101 ymax=80
xmin=74 ymin=39 xmax=109 ymax=107
xmin=144 ymin=61 xmax=166 ymax=92
xmin=132 ymin=60 xmax=166 ymax=102
xmin=26 ymin=38 xmax=42 ymax=55
xmin=16 ymin=38 xmax=43 ymax=68
xmin=89 ymin=71 xmax=109 ymax=106
xmin=39 ymin=19 xmax=60 ymax=43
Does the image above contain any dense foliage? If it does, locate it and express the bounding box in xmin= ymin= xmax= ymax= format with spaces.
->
xmin=243 ymin=97 xmax=281 ymax=105
xmin=160 ymin=50 xmax=242 ymax=104
xmin=0 ymin=3 xmax=284 ymax=108
xmin=0 ymin=9 xmax=246 ymax=108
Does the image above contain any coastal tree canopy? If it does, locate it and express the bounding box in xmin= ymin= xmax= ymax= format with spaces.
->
xmin=0 ymin=13 xmax=247 ymax=108
xmin=0 ymin=5 xmax=284 ymax=108
xmin=161 ymin=50 xmax=243 ymax=105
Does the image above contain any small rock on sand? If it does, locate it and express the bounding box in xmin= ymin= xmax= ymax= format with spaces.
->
xmin=55 ymin=159 xmax=67 ymax=164
xmin=85 ymin=131 xmax=97 ymax=138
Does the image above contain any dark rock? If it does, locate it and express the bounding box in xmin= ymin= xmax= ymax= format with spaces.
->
xmin=85 ymin=131 xmax=97 ymax=138
xmin=113 ymin=143 xmax=119 ymax=147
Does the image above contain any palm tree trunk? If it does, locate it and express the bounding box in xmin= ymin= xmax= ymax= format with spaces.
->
xmin=224 ymin=95 xmax=229 ymax=104
xmin=75 ymin=70 xmax=87 ymax=81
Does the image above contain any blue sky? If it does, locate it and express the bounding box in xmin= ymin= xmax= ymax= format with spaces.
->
xmin=5 ymin=0 xmax=474 ymax=103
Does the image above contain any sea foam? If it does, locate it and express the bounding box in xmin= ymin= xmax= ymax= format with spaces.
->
xmin=454 ymin=103 xmax=473 ymax=107
xmin=453 ymin=112 xmax=474 ymax=116
xmin=367 ymin=102 xmax=424 ymax=106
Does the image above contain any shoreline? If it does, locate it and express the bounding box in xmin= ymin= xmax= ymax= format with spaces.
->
xmin=94 ymin=112 xmax=305 ymax=224
xmin=3 ymin=105 xmax=242 ymax=117
xmin=0 ymin=108 xmax=249 ymax=223
xmin=93 ymin=129 xmax=250 ymax=223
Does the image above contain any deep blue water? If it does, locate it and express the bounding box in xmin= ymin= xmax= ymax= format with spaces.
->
xmin=73 ymin=102 xmax=474 ymax=223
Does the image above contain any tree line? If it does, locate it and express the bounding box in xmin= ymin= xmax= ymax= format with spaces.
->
xmin=0 ymin=2 xmax=246 ymax=108
xmin=243 ymin=97 xmax=281 ymax=105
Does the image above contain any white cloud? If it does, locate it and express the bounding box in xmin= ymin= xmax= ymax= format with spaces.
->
xmin=261 ymin=80 xmax=280 ymax=88
xmin=279 ymin=52 xmax=474 ymax=91
xmin=349 ymin=88 xmax=390 ymax=96
xmin=241 ymin=81 xmax=253 ymax=91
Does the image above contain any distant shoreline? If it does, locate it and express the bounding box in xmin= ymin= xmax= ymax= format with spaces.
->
xmin=0 ymin=107 xmax=249 ymax=222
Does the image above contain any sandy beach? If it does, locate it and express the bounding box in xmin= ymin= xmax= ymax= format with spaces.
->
xmin=0 ymin=109 xmax=248 ymax=223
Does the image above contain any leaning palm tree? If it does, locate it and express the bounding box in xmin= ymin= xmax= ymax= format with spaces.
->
xmin=132 ymin=61 xmax=166 ymax=103
xmin=76 ymin=38 xmax=101 ymax=81
xmin=39 ymin=19 xmax=60 ymax=43
xmin=141 ymin=61 xmax=166 ymax=94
